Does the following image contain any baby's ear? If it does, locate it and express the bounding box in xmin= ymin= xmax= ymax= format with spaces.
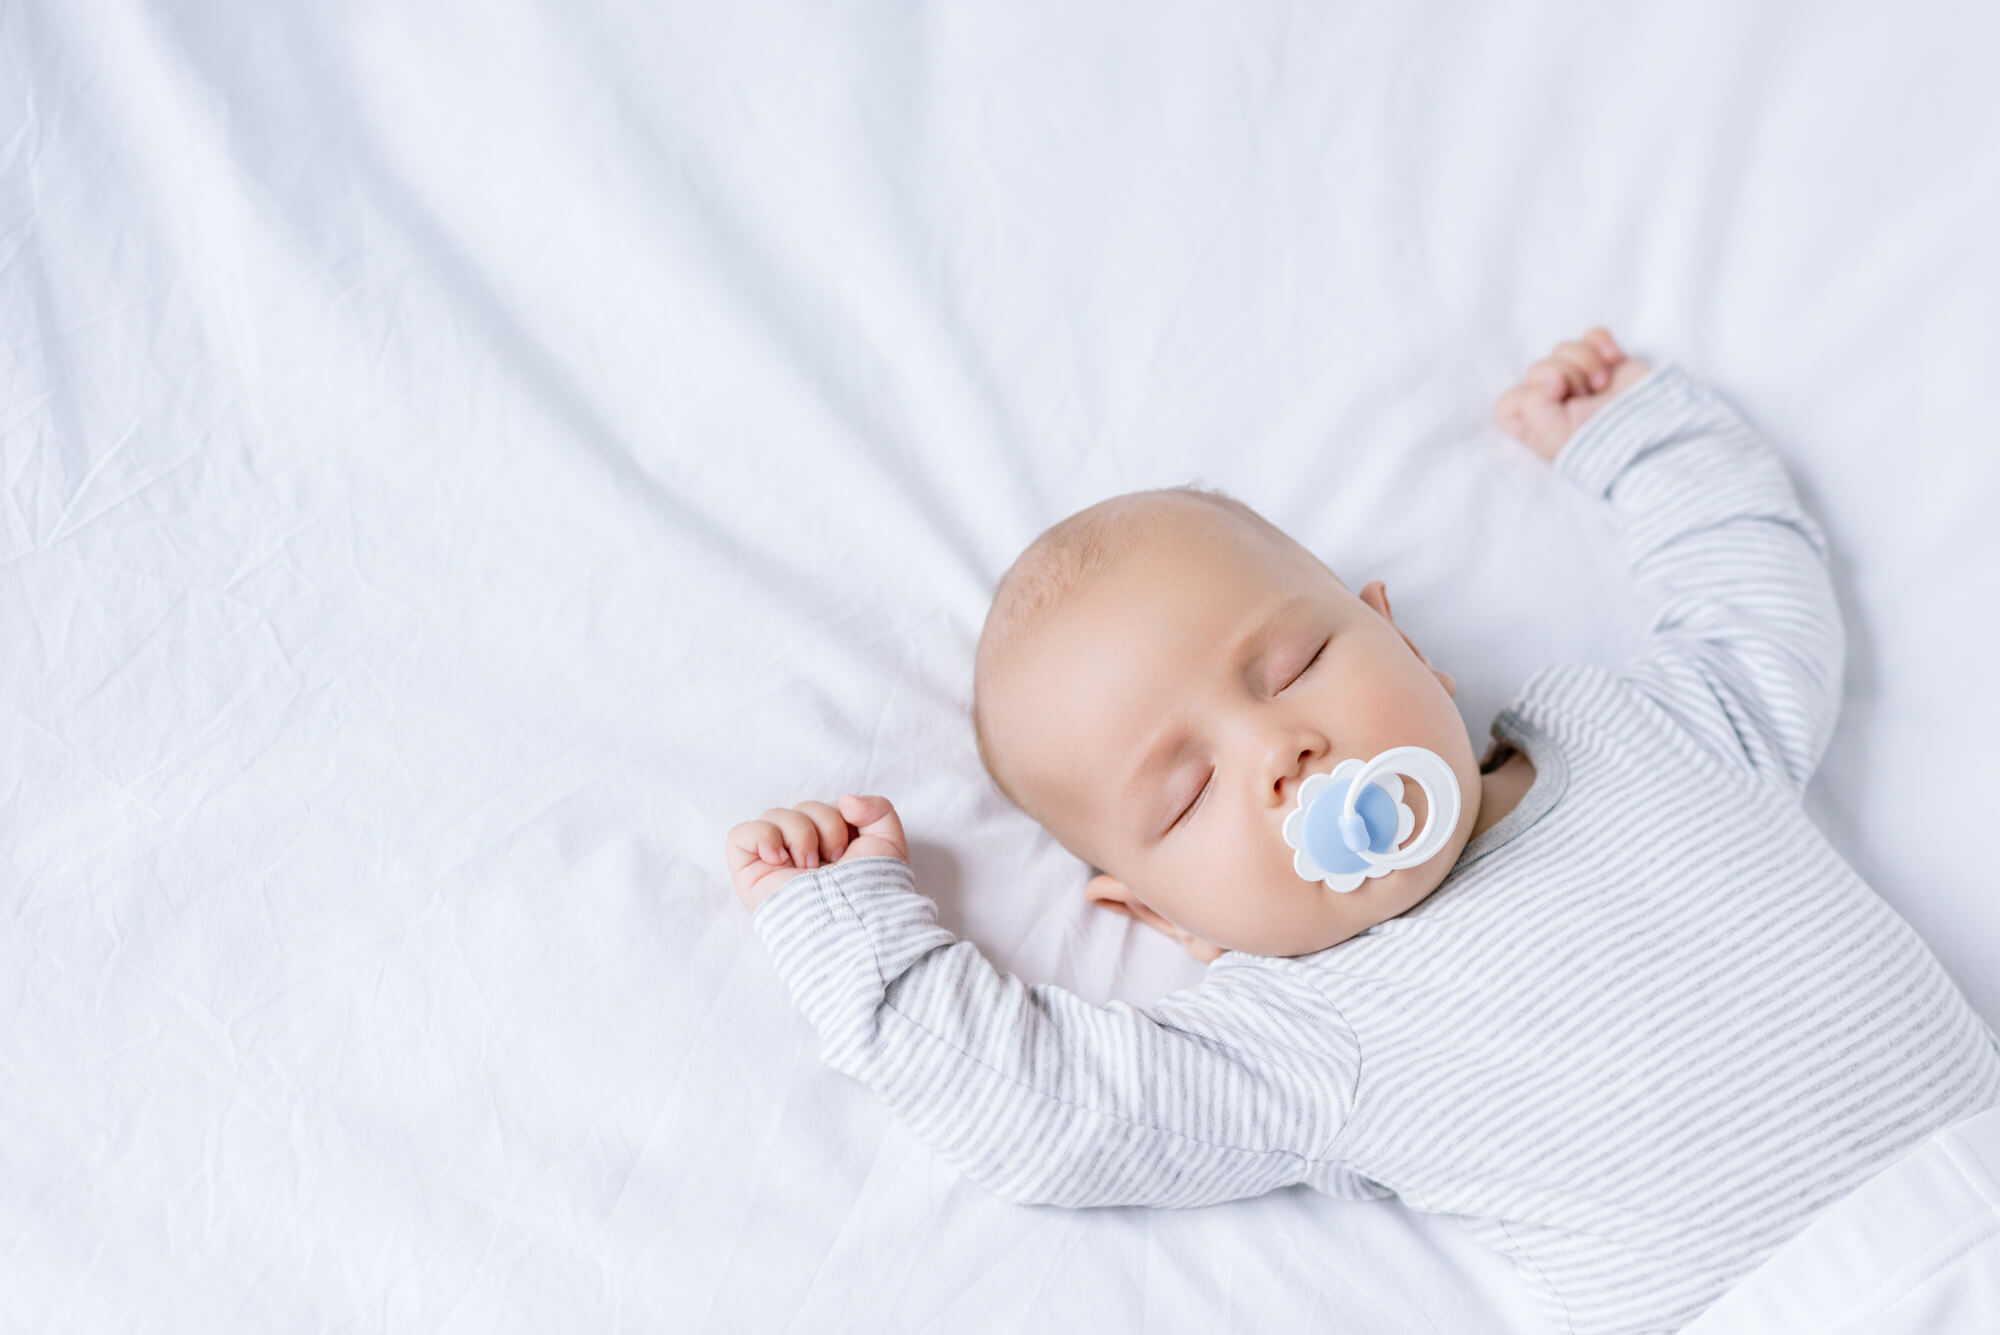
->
xmin=1086 ymin=874 xmax=1225 ymax=963
xmin=1085 ymin=872 xmax=1143 ymax=917
xmin=1381 ymin=605 xmax=1456 ymax=699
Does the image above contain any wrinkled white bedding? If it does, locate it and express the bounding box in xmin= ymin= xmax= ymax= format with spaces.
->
xmin=4 ymin=1 xmax=1997 ymax=1331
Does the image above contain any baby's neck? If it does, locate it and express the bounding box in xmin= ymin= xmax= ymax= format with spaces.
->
xmin=1469 ymin=745 xmax=1536 ymax=843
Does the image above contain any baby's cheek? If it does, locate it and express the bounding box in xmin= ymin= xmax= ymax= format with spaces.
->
xmin=1173 ymin=805 xmax=1337 ymax=954
xmin=1172 ymin=829 xmax=1274 ymax=943
xmin=1226 ymin=819 xmax=1322 ymax=941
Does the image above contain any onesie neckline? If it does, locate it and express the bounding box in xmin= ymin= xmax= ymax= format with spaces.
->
xmin=1448 ymin=706 xmax=1569 ymax=873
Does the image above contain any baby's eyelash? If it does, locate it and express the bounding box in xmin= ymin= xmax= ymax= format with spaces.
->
xmin=1286 ymin=638 xmax=1330 ymax=688
xmin=1172 ymin=773 xmax=1211 ymax=829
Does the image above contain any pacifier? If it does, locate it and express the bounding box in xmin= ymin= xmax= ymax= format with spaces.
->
xmin=1281 ymin=745 xmax=1462 ymax=893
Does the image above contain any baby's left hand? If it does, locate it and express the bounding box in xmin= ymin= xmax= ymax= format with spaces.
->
xmin=1495 ymin=327 xmax=1652 ymax=462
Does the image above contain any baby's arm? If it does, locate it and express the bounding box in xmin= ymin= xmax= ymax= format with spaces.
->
xmin=726 ymin=799 xmax=1362 ymax=1209
xmin=1498 ymin=330 xmax=1845 ymax=798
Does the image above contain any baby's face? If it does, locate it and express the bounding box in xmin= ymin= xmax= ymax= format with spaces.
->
xmin=986 ymin=507 xmax=1482 ymax=958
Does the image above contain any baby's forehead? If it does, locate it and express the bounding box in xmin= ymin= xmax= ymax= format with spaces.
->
xmin=1018 ymin=499 xmax=1313 ymax=651
xmin=976 ymin=489 xmax=1321 ymax=798
xmin=987 ymin=497 xmax=1237 ymax=647
xmin=1018 ymin=531 xmax=1310 ymax=696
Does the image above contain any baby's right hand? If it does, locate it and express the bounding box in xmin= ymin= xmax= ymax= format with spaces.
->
xmin=1495 ymin=327 xmax=1652 ymax=462
xmin=725 ymin=793 xmax=909 ymax=915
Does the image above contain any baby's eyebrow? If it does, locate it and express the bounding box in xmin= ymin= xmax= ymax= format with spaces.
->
xmin=1120 ymin=593 xmax=1312 ymax=828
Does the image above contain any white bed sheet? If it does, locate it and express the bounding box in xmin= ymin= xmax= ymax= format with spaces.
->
xmin=4 ymin=1 xmax=1997 ymax=1331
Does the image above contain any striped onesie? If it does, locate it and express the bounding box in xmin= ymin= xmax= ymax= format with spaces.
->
xmin=752 ymin=365 xmax=2000 ymax=1335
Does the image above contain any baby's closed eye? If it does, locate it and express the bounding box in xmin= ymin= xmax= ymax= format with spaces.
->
xmin=1170 ymin=771 xmax=1211 ymax=830
xmin=1280 ymin=638 xmax=1330 ymax=690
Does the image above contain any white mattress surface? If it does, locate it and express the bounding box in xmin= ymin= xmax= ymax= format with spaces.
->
xmin=5 ymin=2 xmax=1998 ymax=1331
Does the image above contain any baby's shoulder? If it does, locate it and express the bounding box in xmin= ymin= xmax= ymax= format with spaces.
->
xmin=1187 ymin=953 xmax=1362 ymax=1028
xmin=1508 ymin=661 xmax=1729 ymax=784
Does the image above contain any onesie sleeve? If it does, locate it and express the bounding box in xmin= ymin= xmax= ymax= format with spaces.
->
xmin=751 ymin=855 xmax=1361 ymax=1209
xmin=1553 ymin=363 xmax=1846 ymax=798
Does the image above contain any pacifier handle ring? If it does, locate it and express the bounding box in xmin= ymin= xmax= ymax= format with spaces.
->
xmin=1339 ymin=745 xmax=1460 ymax=872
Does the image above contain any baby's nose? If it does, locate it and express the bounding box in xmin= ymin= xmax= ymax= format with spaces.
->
xmin=1270 ymin=746 xmax=1317 ymax=805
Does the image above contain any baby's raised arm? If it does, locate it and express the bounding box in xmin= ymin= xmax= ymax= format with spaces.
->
xmin=726 ymin=800 xmax=1365 ymax=1209
xmin=1499 ymin=330 xmax=1846 ymax=798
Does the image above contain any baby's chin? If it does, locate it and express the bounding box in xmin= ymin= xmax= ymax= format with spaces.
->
xmin=1355 ymin=817 xmax=1477 ymax=918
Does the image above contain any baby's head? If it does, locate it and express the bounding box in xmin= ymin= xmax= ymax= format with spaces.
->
xmin=973 ymin=487 xmax=1483 ymax=960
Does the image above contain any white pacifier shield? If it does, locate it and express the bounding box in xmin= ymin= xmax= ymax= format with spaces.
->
xmin=1281 ymin=745 xmax=1462 ymax=893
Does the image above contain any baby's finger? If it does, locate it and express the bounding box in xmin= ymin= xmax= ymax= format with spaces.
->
xmin=1519 ymin=386 xmax=1572 ymax=459
xmin=1493 ymin=384 xmax=1533 ymax=437
xmin=1529 ymin=357 xmax=1582 ymax=400
xmin=726 ymin=819 xmax=790 ymax=870
xmin=1585 ymin=327 xmax=1623 ymax=365
xmin=1552 ymin=339 xmax=1610 ymax=392
xmin=794 ymin=800 xmax=851 ymax=862
xmin=839 ymin=794 xmax=910 ymax=861
xmin=761 ymin=806 xmax=824 ymax=869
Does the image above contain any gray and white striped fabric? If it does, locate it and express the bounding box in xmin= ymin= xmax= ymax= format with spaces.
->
xmin=753 ymin=365 xmax=2000 ymax=1335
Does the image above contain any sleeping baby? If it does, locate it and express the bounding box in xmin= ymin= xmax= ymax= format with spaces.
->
xmin=723 ymin=328 xmax=2000 ymax=1335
